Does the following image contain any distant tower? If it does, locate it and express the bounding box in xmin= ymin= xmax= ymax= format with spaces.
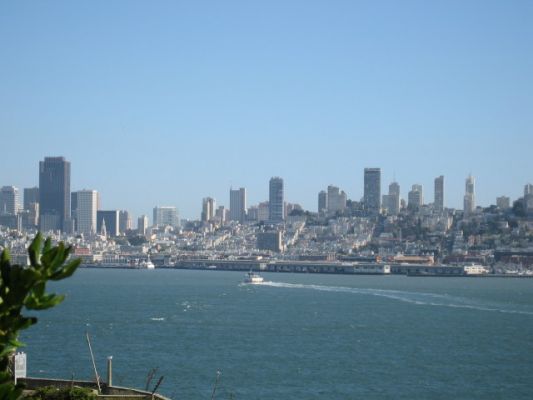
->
xmin=0 ymin=186 xmax=20 ymax=215
xmin=97 ymin=210 xmax=120 ymax=236
xmin=119 ymin=210 xmax=132 ymax=233
xmin=258 ymin=201 xmax=270 ymax=222
xmin=74 ymin=190 xmax=98 ymax=235
xmin=408 ymin=184 xmax=423 ymax=209
xmin=496 ymin=196 xmax=510 ymax=209
xmin=388 ymin=182 xmax=400 ymax=215
xmin=327 ymin=185 xmax=347 ymax=215
xmin=229 ymin=188 xmax=246 ymax=223
xmin=364 ymin=168 xmax=381 ymax=216
xmin=318 ymin=190 xmax=327 ymax=214
xmin=70 ymin=192 xmax=78 ymax=229
xmin=153 ymin=206 xmax=179 ymax=228
xmin=39 ymin=157 xmax=71 ymax=232
xmin=202 ymin=197 xmax=215 ymax=222
xmin=100 ymin=218 xmax=107 ymax=237
xmin=138 ymin=215 xmax=148 ymax=235
xmin=269 ymin=177 xmax=284 ymax=222
xmin=464 ymin=175 xmax=476 ymax=216
xmin=434 ymin=175 xmax=444 ymax=212
xmin=215 ymin=206 xmax=227 ymax=224
xmin=23 ymin=187 xmax=39 ymax=211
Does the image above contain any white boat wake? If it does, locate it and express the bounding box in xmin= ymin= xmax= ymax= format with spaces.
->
xmin=257 ymin=281 xmax=533 ymax=315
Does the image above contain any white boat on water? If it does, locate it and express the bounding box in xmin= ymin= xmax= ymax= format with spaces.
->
xmin=243 ymin=271 xmax=264 ymax=284
xmin=140 ymin=257 xmax=155 ymax=269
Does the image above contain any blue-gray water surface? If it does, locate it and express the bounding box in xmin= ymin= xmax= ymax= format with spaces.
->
xmin=22 ymin=269 xmax=533 ymax=399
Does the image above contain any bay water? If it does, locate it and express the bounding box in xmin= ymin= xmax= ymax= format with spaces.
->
xmin=22 ymin=269 xmax=533 ymax=399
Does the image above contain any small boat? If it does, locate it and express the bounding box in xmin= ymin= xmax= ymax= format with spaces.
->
xmin=140 ymin=257 xmax=155 ymax=269
xmin=243 ymin=271 xmax=264 ymax=284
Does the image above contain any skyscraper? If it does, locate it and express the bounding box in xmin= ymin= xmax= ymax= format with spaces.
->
xmin=327 ymin=185 xmax=347 ymax=214
xmin=229 ymin=188 xmax=246 ymax=223
xmin=464 ymin=175 xmax=476 ymax=217
xmin=153 ymin=206 xmax=179 ymax=227
xmin=74 ymin=190 xmax=98 ymax=235
xmin=408 ymin=184 xmax=423 ymax=209
xmin=269 ymin=177 xmax=284 ymax=222
xmin=23 ymin=187 xmax=39 ymax=211
xmin=119 ymin=210 xmax=132 ymax=233
xmin=496 ymin=196 xmax=510 ymax=209
xmin=318 ymin=190 xmax=327 ymax=214
xmin=387 ymin=182 xmax=400 ymax=215
xmin=364 ymin=168 xmax=381 ymax=216
xmin=0 ymin=186 xmax=20 ymax=215
xmin=434 ymin=176 xmax=444 ymax=212
xmin=138 ymin=215 xmax=149 ymax=235
xmin=215 ymin=206 xmax=227 ymax=224
xmin=201 ymin=197 xmax=215 ymax=222
xmin=97 ymin=210 xmax=120 ymax=236
xmin=39 ymin=157 xmax=71 ymax=232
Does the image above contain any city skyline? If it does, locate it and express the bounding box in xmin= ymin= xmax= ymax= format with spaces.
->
xmin=1 ymin=155 xmax=532 ymax=224
xmin=1 ymin=1 xmax=532 ymax=219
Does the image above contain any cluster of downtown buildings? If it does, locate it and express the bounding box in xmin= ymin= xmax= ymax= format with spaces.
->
xmin=1 ymin=156 xmax=533 ymax=273
xmin=0 ymin=157 xmax=177 ymax=236
xmin=0 ymin=157 xmax=527 ymax=233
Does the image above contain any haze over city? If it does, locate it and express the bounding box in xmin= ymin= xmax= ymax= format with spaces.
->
xmin=1 ymin=1 xmax=532 ymax=219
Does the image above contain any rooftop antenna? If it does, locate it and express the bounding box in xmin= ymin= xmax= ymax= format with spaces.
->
xmin=86 ymin=332 xmax=102 ymax=394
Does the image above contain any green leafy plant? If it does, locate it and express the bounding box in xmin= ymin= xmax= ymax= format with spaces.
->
xmin=0 ymin=233 xmax=81 ymax=400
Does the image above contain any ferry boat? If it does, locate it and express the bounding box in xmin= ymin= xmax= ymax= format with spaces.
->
xmin=243 ymin=271 xmax=264 ymax=284
xmin=140 ymin=257 xmax=155 ymax=269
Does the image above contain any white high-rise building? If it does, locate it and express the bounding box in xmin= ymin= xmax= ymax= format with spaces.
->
xmin=408 ymin=184 xmax=423 ymax=209
xmin=327 ymin=185 xmax=347 ymax=215
xmin=496 ymin=196 xmax=510 ymax=209
xmin=202 ymin=197 xmax=216 ymax=222
xmin=258 ymin=201 xmax=270 ymax=222
xmin=153 ymin=206 xmax=179 ymax=227
xmin=215 ymin=206 xmax=227 ymax=224
xmin=138 ymin=215 xmax=149 ymax=235
xmin=119 ymin=210 xmax=132 ymax=233
xmin=75 ymin=190 xmax=98 ymax=235
xmin=464 ymin=175 xmax=476 ymax=216
xmin=0 ymin=186 xmax=20 ymax=215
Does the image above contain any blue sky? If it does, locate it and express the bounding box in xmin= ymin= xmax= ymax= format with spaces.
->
xmin=1 ymin=1 xmax=532 ymax=220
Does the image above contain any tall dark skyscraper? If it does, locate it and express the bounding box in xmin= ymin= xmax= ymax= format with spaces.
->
xmin=269 ymin=177 xmax=284 ymax=222
xmin=364 ymin=168 xmax=381 ymax=216
xmin=39 ymin=157 xmax=71 ymax=232
xmin=318 ymin=190 xmax=327 ymax=214
xmin=229 ymin=188 xmax=246 ymax=223
xmin=387 ymin=181 xmax=400 ymax=215
xmin=97 ymin=210 xmax=120 ymax=237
